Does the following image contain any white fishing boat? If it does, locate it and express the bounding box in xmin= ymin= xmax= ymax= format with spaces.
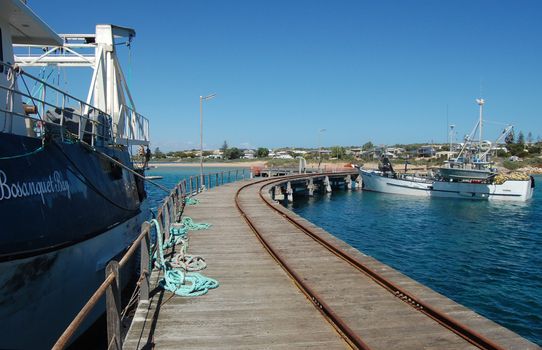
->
xmin=0 ymin=2 xmax=150 ymax=348
xmin=356 ymin=99 xmax=535 ymax=202
xmin=358 ymin=165 xmax=534 ymax=201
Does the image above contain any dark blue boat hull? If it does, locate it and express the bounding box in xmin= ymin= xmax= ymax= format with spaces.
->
xmin=0 ymin=132 xmax=145 ymax=261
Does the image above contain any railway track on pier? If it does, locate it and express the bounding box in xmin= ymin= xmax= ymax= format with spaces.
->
xmin=234 ymin=174 xmax=507 ymax=350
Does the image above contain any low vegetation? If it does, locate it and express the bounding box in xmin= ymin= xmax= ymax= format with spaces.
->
xmin=139 ymin=131 xmax=542 ymax=173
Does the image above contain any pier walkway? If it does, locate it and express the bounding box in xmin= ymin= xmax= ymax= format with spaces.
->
xmin=124 ymin=175 xmax=540 ymax=350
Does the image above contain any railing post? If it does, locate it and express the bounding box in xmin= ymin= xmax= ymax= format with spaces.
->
xmin=159 ymin=207 xmax=168 ymax=244
xmin=140 ymin=222 xmax=150 ymax=302
xmin=221 ymin=172 xmax=224 ymax=185
xmin=106 ymin=261 xmax=122 ymax=350
xmin=163 ymin=203 xmax=170 ymax=242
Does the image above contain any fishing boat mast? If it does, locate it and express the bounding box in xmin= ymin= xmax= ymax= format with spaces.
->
xmin=476 ymin=98 xmax=485 ymax=161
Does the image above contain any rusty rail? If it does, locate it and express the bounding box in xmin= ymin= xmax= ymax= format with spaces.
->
xmin=234 ymin=172 xmax=369 ymax=349
xmin=52 ymin=169 xmax=248 ymax=350
xmin=235 ymin=173 xmax=506 ymax=350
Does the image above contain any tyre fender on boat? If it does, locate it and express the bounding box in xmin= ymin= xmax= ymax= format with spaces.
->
xmin=531 ymin=176 xmax=535 ymax=188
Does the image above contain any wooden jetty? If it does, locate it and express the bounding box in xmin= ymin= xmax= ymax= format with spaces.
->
xmin=123 ymin=172 xmax=540 ymax=350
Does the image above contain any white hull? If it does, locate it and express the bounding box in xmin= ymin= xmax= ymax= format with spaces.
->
xmin=0 ymin=201 xmax=149 ymax=349
xmin=359 ymin=170 xmax=534 ymax=201
xmin=360 ymin=170 xmax=432 ymax=197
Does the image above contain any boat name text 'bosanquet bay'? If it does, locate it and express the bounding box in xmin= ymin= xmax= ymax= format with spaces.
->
xmin=0 ymin=170 xmax=71 ymax=203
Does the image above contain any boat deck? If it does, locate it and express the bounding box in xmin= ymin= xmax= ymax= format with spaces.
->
xmin=124 ymin=178 xmax=540 ymax=350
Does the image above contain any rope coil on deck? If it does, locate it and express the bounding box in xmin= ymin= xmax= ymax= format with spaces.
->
xmin=181 ymin=216 xmax=212 ymax=230
xmin=184 ymin=197 xmax=200 ymax=205
xmin=168 ymin=221 xmax=207 ymax=271
xmin=150 ymin=219 xmax=218 ymax=297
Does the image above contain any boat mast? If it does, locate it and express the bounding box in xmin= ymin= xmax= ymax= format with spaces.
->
xmin=449 ymin=124 xmax=454 ymax=159
xmin=476 ymin=98 xmax=484 ymax=160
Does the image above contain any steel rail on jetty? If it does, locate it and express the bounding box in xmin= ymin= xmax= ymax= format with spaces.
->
xmin=52 ymin=169 xmax=247 ymax=350
xmin=234 ymin=173 xmax=507 ymax=350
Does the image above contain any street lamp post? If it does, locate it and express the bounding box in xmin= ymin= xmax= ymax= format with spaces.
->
xmin=200 ymin=93 xmax=216 ymax=190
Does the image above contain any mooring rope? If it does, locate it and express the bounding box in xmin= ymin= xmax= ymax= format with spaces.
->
xmin=182 ymin=216 xmax=212 ymax=230
xmin=184 ymin=197 xmax=199 ymax=205
xmin=150 ymin=219 xmax=218 ymax=297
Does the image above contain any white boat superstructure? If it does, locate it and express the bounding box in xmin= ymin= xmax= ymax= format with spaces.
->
xmin=435 ymin=99 xmax=513 ymax=181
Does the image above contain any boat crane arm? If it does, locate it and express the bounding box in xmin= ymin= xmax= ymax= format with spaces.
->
xmin=479 ymin=125 xmax=514 ymax=160
xmin=455 ymin=119 xmax=480 ymax=161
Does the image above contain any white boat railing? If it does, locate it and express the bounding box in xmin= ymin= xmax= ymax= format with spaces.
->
xmin=0 ymin=61 xmax=149 ymax=147
xmin=116 ymin=104 xmax=150 ymax=146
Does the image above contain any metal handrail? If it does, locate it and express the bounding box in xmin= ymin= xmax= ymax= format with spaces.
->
xmin=51 ymin=169 xmax=248 ymax=350
xmin=0 ymin=61 xmax=149 ymax=145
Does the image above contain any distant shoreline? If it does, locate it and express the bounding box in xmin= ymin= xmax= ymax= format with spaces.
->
xmin=149 ymin=161 xmax=266 ymax=168
xmin=148 ymin=160 xmax=357 ymax=170
xmin=147 ymin=161 xmax=542 ymax=174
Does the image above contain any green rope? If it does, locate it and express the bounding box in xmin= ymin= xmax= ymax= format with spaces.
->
xmin=0 ymin=145 xmax=44 ymax=160
xmin=184 ymin=197 xmax=199 ymax=205
xmin=150 ymin=219 xmax=218 ymax=297
xmin=182 ymin=217 xmax=212 ymax=231
xmin=165 ymin=223 xmax=188 ymax=249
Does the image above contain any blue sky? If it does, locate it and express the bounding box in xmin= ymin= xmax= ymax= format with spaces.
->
xmin=29 ymin=0 xmax=542 ymax=151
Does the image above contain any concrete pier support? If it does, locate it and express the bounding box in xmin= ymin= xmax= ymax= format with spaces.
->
xmin=307 ymin=178 xmax=315 ymax=196
xmin=274 ymin=186 xmax=284 ymax=200
xmin=345 ymin=175 xmax=352 ymax=190
xmin=355 ymin=175 xmax=362 ymax=189
xmin=286 ymin=182 xmax=293 ymax=202
xmin=323 ymin=176 xmax=332 ymax=193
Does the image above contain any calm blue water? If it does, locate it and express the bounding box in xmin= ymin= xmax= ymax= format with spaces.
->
xmin=145 ymin=166 xmax=248 ymax=211
xmin=288 ymin=176 xmax=542 ymax=346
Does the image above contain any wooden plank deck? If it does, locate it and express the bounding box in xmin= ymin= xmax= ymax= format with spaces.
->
xmin=124 ymin=180 xmax=348 ymax=349
xmin=125 ymin=178 xmax=540 ymax=350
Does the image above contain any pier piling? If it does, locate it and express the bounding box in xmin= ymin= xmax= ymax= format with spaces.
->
xmin=324 ymin=176 xmax=332 ymax=193
xmin=345 ymin=174 xmax=352 ymax=190
xmin=286 ymin=182 xmax=293 ymax=202
xmin=307 ymin=178 xmax=315 ymax=196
